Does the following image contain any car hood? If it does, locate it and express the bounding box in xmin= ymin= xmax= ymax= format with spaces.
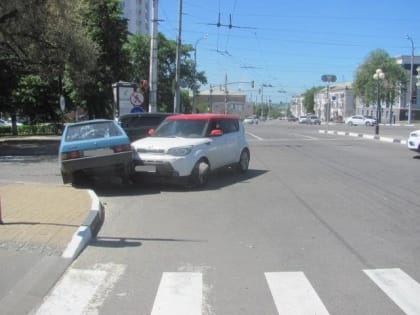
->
xmin=132 ymin=136 xmax=211 ymax=150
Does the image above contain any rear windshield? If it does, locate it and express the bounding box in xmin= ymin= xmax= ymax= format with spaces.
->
xmin=120 ymin=116 xmax=165 ymax=128
xmin=65 ymin=121 xmax=122 ymax=142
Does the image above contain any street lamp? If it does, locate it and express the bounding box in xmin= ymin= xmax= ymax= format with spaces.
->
xmin=406 ymin=35 xmax=414 ymax=124
xmin=192 ymin=34 xmax=208 ymax=113
xmin=373 ymin=68 xmax=385 ymax=135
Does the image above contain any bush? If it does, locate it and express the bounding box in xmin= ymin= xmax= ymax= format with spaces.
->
xmin=0 ymin=123 xmax=63 ymax=136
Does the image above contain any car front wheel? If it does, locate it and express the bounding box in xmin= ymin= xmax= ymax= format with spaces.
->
xmin=189 ymin=159 xmax=210 ymax=187
xmin=237 ymin=149 xmax=250 ymax=173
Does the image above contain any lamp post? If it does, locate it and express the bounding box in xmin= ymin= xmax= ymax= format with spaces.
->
xmin=406 ymin=35 xmax=414 ymax=124
xmin=373 ymin=68 xmax=385 ymax=135
xmin=321 ymin=74 xmax=337 ymax=131
xmin=192 ymin=34 xmax=208 ymax=113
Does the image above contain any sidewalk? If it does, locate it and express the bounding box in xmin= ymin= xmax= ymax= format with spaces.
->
xmin=0 ymin=182 xmax=103 ymax=259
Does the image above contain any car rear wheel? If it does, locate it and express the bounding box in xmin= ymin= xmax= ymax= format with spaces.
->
xmin=189 ymin=159 xmax=210 ymax=187
xmin=237 ymin=149 xmax=250 ymax=173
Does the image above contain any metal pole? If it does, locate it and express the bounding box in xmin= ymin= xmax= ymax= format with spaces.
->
xmin=192 ymin=34 xmax=207 ymax=113
xmin=173 ymin=0 xmax=182 ymax=113
xmin=224 ymin=73 xmax=228 ymax=114
xmin=407 ymin=35 xmax=414 ymax=124
xmin=376 ymin=79 xmax=380 ymax=135
xmin=149 ymin=0 xmax=158 ymax=113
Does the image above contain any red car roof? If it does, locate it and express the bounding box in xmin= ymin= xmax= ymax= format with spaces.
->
xmin=167 ymin=113 xmax=240 ymax=120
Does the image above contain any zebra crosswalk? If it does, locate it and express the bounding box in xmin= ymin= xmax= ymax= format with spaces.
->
xmin=33 ymin=265 xmax=420 ymax=315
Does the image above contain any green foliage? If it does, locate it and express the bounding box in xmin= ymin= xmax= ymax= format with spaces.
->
xmin=73 ymin=0 xmax=130 ymax=119
xmin=0 ymin=123 xmax=60 ymax=136
xmin=125 ymin=32 xmax=207 ymax=112
xmin=353 ymin=49 xmax=408 ymax=107
xmin=303 ymin=86 xmax=323 ymax=113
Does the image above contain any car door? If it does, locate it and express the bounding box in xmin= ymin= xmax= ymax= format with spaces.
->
xmin=218 ymin=118 xmax=240 ymax=164
xmin=205 ymin=118 xmax=230 ymax=168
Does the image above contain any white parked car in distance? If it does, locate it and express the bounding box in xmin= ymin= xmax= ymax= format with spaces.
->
xmin=243 ymin=115 xmax=258 ymax=124
xmin=345 ymin=115 xmax=376 ymax=126
xmin=407 ymin=129 xmax=420 ymax=153
xmin=131 ymin=113 xmax=250 ymax=187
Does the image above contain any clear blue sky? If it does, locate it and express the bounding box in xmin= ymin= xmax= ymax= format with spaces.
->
xmin=157 ymin=0 xmax=419 ymax=103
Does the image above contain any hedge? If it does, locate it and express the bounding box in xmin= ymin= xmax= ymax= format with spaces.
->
xmin=0 ymin=123 xmax=63 ymax=136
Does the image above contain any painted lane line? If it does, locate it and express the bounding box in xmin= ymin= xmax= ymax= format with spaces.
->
xmin=364 ymin=268 xmax=420 ymax=315
xmin=265 ymin=272 xmax=330 ymax=315
xmin=34 ymin=263 xmax=125 ymax=315
xmin=151 ymin=272 xmax=202 ymax=315
xmin=246 ymin=131 xmax=264 ymax=141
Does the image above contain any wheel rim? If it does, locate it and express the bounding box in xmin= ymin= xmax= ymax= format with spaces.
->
xmin=193 ymin=160 xmax=209 ymax=185
xmin=239 ymin=150 xmax=249 ymax=171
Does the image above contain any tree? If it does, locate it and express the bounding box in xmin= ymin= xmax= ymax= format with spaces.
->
xmin=73 ymin=0 xmax=130 ymax=119
xmin=353 ymin=49 xmax=407 ymax=108
xmin=125 ymin=32 xmax=207 ymax=112
xmin=303 ymin=86 xmax=323 ymax=113
xmin=0 ymin=0 xmax=98 ymax=129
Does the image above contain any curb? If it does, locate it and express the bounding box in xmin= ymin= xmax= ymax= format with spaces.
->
xmin=61 ymin=189 xmax=105 ymax=259
xmin=319 ymin=129 xmax=407 ymax=145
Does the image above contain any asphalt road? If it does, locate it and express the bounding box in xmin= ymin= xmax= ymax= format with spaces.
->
xmin=1 ymin=121 xmax=420 ymax=314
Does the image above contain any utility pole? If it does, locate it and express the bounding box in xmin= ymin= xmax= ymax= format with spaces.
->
xmin=149 ymin=0 xmax=158 ymax=113
xmin=407 ymin=35 xmax=414 ymax=124
xmin=174 ymin=0 xmax=183 ymax=113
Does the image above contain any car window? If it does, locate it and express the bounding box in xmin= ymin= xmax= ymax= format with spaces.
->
xmin=219 ymin=119 xmax=239 ymax=134
xmin=152 ymin=119 xmax=208 ymax=138
xmin=120 ymin=116 xmax=164 ymax=128
xmin=65 ymin=121 xmax=122 ymax=142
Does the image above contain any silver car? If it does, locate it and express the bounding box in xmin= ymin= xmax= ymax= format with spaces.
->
xmin=345 ymin=115 xmax=376 ymax=126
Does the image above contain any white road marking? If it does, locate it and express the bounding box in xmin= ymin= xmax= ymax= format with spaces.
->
xmin=364 ymin=268 xmax=420 ymax=315
xmin=246 ymin=132 xmax=264 ymax=141
xmin=33 ymin=263 xmax=125 ymax=315
xmin=151 ymin=272 xmax=202 ymax=315
xmin=265 ymin=271 xmax=330 ymax=315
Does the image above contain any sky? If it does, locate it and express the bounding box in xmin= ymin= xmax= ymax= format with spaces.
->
xmin=157 ymin=0 xmax=419 ymax=104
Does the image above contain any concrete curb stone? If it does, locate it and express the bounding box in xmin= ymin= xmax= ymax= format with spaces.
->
xmin=318 ymin=129 xmax=407 ymax=145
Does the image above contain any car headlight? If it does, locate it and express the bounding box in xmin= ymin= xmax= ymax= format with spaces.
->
xmin=167 ymin=146 xmax=193 ymax=156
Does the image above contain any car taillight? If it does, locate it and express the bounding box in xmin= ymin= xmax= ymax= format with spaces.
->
xmin=62 ymin=150 xmax=82 ymax=160
xmin=112 ymin=144 xmax=131 ymax=153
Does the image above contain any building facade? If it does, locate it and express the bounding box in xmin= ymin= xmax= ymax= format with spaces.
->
xmin=290 ymin=94 xmax=304 ymax=118
xmin=314 ymin=82 xmax=355 ymax=122
xmin=195 ymin=87 xmax=251 ymax=118
xmin=121 ymin=0 xmax=151 ymax=35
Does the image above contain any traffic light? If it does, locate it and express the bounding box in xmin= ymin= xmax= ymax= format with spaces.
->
xmin=251 ymin=80 xmax=254 ymax=88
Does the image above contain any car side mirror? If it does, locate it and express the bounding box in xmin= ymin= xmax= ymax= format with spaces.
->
xmin=210 ymin=129 xmax=223 ymax=136
xmin=148 ymin=128 xmax=155 ymax=135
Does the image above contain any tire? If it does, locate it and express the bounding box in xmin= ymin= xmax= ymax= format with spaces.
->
xmin=237 ymin=149 xmax=250 ymax=173
xmin=121 ymin=163 xmax=134 ymax=185
xmin=189 ymin=159 xmax=210 ymax=187
xmin=365 ymin=122 xmax=370 ymax=127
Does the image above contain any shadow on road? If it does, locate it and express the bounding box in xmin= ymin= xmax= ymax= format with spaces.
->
xmin=76 ymin=168 xmax=268 ymax=197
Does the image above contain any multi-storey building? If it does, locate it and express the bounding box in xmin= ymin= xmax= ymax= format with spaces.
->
xmin=314 ymin=82 xmax=355 ymax=122
xmin=290 ymin=94 xmax=304 ymax=118
xmin=120 ymin=0 xmax=151 ymax=35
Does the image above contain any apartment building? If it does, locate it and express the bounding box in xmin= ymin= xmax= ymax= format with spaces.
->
xmin=314 ymin=82 xmax=355 ymax=122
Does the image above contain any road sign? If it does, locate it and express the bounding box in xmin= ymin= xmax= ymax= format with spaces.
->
xmin=130 ymin=91 xmax=144 ymax=106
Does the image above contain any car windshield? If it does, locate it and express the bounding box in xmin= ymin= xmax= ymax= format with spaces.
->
xmin=152 ymin=119 xmax=208 ymax=138
xmin=65 ymin=121 xmax=123 ymax=142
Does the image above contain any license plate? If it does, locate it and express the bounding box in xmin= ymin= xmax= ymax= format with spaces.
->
xmin=135 ymin=165 xmax=156 ymax=173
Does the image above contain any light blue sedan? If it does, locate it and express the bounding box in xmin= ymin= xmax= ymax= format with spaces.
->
xmin=59 ymin=119 xmax=133 ymax=185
